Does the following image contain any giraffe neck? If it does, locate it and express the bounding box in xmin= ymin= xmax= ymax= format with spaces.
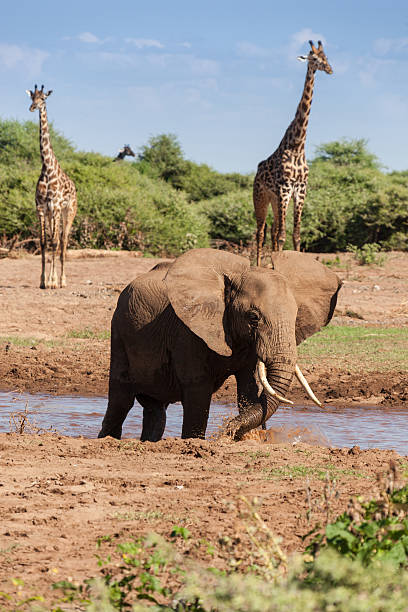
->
xmin=39 ymin=105 xmax=58 ymax=171
xmin=280 ymin=64 xmax=316 ymax=152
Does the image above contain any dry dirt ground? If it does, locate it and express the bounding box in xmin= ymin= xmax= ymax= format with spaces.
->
xmin=0 ymin=250 xmax=407 ymax=605
xmin=0 ymin=434 xmax=406 ymax=605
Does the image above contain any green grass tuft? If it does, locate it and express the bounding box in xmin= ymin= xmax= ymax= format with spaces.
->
xmin=67 ymin=328 xmax=110 ymax=340
xmin=299 ymin=326 xmax=408 ymax=371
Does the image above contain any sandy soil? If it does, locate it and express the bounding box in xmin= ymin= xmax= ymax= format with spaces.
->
xmin=0 ymin=433 xmax=406 ymax=604
xmin=0 ymin=249 xmax=407 ymax=605
xmin=0 ymin=249 xmax=407 ymax=404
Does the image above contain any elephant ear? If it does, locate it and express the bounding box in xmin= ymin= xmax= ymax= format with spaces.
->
xmin=164 ymin=248 xmax=250 ymax=356
xmin=270 ymin=251 xmax=342 ymax=344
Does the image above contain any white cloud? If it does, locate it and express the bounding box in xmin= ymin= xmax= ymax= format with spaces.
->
xmin=374 ymin=37 xmax=408 ymax=56
xmin=147 ymin=53 xmax=219 ymax=76
xmin=288 ymin=28 xmax=326 ymax=58
xmin=0 ymin=43 xmax=48 ymax=76
xmin=78 ymin=32 xmax=101 ymax=44
xmin=125 ymin=38 xmax=164 ymax=49
xmin=180 ymin=42 xmax=192 ymax=49
xmin=128 ymin=80 xmax=214 ymax=112
xmin=236 ymin=41 xmax=271 ymax=58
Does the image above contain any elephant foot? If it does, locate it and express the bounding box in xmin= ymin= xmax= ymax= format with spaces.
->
xmin=97 ymin=428 xmax=122 ymax=440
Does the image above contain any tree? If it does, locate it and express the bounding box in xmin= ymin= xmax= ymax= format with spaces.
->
xmin=137 ymin=133 xmax=187 ymax=189
xmin=313 ymin=139 xmax=380 ymax=169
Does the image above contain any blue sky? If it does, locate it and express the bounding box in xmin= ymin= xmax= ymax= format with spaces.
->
xmin=1 ymin=0 xmax=408 ymax=172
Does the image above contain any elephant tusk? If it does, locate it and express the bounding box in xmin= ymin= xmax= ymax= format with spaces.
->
xmin=256 ymin=360 xmax=294 ymax=405
xmin=295 ymin=364 xmax=322 ymax=407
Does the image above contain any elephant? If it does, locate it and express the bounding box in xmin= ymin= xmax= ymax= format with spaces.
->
xmin=98 ymin=248 xmax=341 ymax=442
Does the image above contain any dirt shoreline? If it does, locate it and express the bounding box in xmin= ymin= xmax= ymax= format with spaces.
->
xmin=0 ymin=344 xmax=407 ymax=408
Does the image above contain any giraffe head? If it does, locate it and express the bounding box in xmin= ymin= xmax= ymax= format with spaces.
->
xmin=298 ymin=40 xmax=333 ymax=74
xmin=120 ymin=145 xmax=136 ymax=157
xmin=26 ymin=84 xmax=53 ymax=112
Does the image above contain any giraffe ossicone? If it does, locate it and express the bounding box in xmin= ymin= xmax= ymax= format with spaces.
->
xmin=27 ymin=84 xmax=77 ymax=289
xmin=253 ymin=40 xmax=333 ymax=265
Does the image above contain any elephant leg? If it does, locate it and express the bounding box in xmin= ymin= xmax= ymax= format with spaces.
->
xmin=181 ymin=385 xmax=213 ymax=439
xmin=98 ymin=379 xmax=135 ymax=439
xmin=137 ymin=393 xmax=168 ymax=442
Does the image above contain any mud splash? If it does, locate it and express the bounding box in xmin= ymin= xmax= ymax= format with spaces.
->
xmin=0 ymin=392 xmax=407 ymax=454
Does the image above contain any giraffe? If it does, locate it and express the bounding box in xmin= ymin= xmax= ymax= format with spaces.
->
xmin=114 ymin=144 xmax=136 ymax=161
xmin=26 ymin=84 xmax=77 ymax=289
xmin=253 ymin=40 xmax=333 ymax=265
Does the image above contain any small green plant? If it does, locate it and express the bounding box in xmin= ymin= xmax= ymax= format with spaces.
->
xmin=170 ymin=526 xmax=191 ymax=540
xmin=306 ymin=462 xmax=408 ymax=567
xmin=347 ymin=242 xmax=387 ymax=266
xmin=0 ymin=579 xmax=45 ymax=610
xmin=53 ymin=532 xmax=200 ymax=610
xmin=322 ymin=254 xmax=341 ymax=268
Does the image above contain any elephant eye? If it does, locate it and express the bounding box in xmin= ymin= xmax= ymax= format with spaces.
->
xmin=248 ymin=309 xmax=261 ymax=326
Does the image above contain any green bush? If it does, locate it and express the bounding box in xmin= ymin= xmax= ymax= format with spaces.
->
xmin=301 ymin=142 xmax=408 ymax=252
xmin=199 ymin=190 xmax=256 ymax=244
xmin=306 ymin=477 xmax=408 ymax=568
xmin=0 ymin=126 xmax=209 ymax=256
xmin=136 ymin=133 xmax=187 ymax=189
xmin=1 ymin=122 xmax=407 ymax=255
xmin=347 ymin=243 xmax=387 ymax=266
xmin=181 ymin=161 xmax=252 ymax=202
xmin=48 ymin=531 xmax=408 ymax=611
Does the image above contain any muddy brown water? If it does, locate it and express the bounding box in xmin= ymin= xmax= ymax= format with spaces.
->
xmin=0 ymin=392 xmax=407 ymax=454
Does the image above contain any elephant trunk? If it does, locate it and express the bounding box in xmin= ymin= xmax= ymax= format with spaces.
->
xmin=225 ymin=329 xmax=297 ymax=441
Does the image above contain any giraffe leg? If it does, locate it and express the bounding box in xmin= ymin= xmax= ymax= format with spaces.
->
xmin=60 ymin=199 xmax=76 ymax=288
xmin=277 ymin=186 xmax=292 ymax=251
xmin=47 ymin=207 xmax=61 ymax=289
xmin=254 ymin=185 xmax=269 ymax=267
xmin=37 ymin=209 xmax=47 ymax=289
xmin=270 ymin=192 xmax=280 ymax=252
xmin=292 ymin=183 xmax=307 ymax=252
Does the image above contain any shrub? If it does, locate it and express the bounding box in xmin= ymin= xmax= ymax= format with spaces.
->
xmin=0 ymin=132 xmax=210 ymax=255
xmin=200 ymin=190 xmax=256 ymax=244
xmin=347 ymin=243 xmax=387 ymax=266
xmin=1 ymin=122 xmax=407 ymax=255
xmin=306 ymin=467 xmax=408 ymax=568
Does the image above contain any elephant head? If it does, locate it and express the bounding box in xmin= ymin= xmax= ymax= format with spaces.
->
xmin=164 ymin=249 xmax=341 ymax=438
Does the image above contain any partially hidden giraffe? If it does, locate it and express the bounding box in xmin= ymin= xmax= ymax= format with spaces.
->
xmin=27 ymin=85 xmax=77 ymax=288
xmin=114 ymin=144 xmax=136 ymax=161
xmin=253 ymin=40 xmax=333 ymax=265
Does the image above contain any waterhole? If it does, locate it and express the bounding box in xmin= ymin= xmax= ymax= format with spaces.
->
xmin=0 ymin=391 xmax=406 ymax=454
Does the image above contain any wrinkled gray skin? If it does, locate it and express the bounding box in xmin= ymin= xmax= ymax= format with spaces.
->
xmin=98 ymin=249 xmax=341 ymax=442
